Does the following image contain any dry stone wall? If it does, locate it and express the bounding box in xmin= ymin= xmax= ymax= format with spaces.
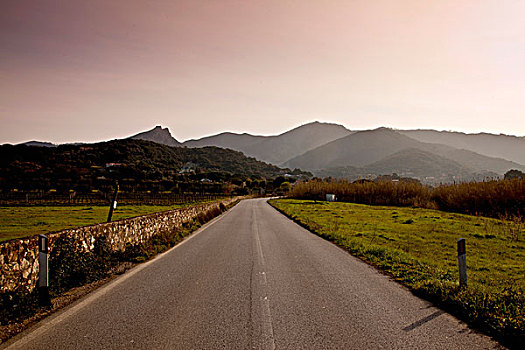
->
xmin=0 ymin=198 xmax=240 ymax=294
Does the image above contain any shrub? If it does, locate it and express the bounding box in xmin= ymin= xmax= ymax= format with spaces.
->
xmin=49 ymin=235 xmax=114 ymax=294
xmin=0 ymin=290 xmax=40 ymax=325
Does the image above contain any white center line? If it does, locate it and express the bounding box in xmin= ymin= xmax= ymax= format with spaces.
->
xmin=253 ymin=204 xmax=276 ymax=350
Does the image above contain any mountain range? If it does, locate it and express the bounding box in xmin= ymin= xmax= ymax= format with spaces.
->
xmin=13 ymin=122 xmax=525 ymax=184
xmin=282 ymin=127 xmax=524 ymax=181
xmin=127 ymin=122 xmax=524 ymax=184
xmin=397 ymin=129 xmax=525 ymax=165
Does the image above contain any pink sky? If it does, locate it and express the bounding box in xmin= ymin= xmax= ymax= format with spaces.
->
xmin=1 ymin=0 xmax=524 ymax=144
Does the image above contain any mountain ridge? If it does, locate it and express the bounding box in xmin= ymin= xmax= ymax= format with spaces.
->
xmin=397 ymin=129 xmax=525 ymax=165
xmin=129 ymin=125 xmax=182 ymax=147
xmin=184 ymin=121 xmax=353 ymax=165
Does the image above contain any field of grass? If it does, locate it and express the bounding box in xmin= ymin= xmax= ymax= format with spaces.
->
xmin=270 ymin=199 xmax=524 ymax=347
xmin=0 ymin=201 xmax=217 ymax=242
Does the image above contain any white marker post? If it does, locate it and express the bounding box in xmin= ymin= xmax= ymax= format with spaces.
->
xmin=457 ymin=238 xmax=467 ymax=287
xmin=38 ymin=234 xmax=51 ymax=306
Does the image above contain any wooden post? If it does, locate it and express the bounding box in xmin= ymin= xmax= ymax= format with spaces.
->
xmin=457 ymin=238 xmax=467 ymax=287
xmin=107 ymin=182 xmax=119 ymax=223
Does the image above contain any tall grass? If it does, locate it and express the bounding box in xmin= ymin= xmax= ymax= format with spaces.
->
xmin=431 ymin=179 xmax=525 ymax=218
xmin=290 ymin=179 xmax=525 ymax=220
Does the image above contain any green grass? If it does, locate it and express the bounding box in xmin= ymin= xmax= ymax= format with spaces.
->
xmin=270 ymin=199 xmax=524 ymax=347
xmin=0 ymin=202 xmax=213 ymax=242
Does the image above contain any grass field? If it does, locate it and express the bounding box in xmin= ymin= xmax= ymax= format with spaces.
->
xmin=270 ymin=199 xmax=524 ymax=347
xmin=0 ymin=202 xmax=216 ymax=242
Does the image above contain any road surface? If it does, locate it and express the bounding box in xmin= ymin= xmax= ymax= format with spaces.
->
xmin=3 ymin=198 xmax=500 ymax=349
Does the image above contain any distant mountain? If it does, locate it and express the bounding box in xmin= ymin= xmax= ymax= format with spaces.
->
xmin=313 ymin=148 xmax=499 ymax=184
xmin=284 ymin=128 xmax=420 ymax=170
xmin=366 ymin=148 xmax=470 ymax=177
xmin=398 ymin=129 xmax=525 ymax=165
xmin=184 ymin=121 xmax=353 ymax=165
xmin=184 ymin=132 xmax=266 ymax=153
xmin=284 ymin=128 xmax=525 ymax=182
xmin=415 ymin=143 xmax=524 ymax=175
xmin=129 ymin=125 xmax=182 ymax=147
xmin=19 ymin=141 xmax=56 ymax=147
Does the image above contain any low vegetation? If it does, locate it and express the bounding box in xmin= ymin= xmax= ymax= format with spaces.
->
xmin=290 ymin=178 xmax=525 ymax=219
xmin=270 ymin=199 xmax=524 ymax=348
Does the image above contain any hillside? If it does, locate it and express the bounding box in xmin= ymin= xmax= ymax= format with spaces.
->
xmin=129 ymin=125 xmax=182 ymax=147
xmin=369 ymin=148 xmax=468 ymax=174
xmin=418 ymin=143 xmax=524 ymax=174
xmin=366 ymin=148 xmax=477 ymax=182
xmin=184 ymin=132 xmax=266 ymax=154
xmin=399 ymin=129 xmax=525 ymax=165
xmin=184 ymin=121 xmax=353 ymax=165
xmin=0 ymin=139 xmax=305 ymax=193
xmin=314 ymin=148 xmax=478 ymax=184
xmin=283 ymin=128 xmax=422 ymax=169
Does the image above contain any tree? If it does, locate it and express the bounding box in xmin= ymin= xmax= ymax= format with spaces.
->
xmin=280 ymin=181 xmax=291 ymax=193
xmin=273 ymin=176 xmax=286 ymax=188
xmin=504 ymin=169 xmax=525 ymax=180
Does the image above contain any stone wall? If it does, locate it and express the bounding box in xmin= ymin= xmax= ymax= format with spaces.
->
xmin=0 ymin=198 xmax=240 ymax=294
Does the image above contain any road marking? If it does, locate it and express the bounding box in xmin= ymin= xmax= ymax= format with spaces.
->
xmin=255 ymin=221 xmax=266 ymax=266
xmin=2 ymin=204 xmax=238 ymax=350
xmin=252 ymin=204 xmax=276 ymax=350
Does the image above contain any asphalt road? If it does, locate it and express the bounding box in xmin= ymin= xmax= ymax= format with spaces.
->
xmin=3 ymin=198 xmax=500 ymax=349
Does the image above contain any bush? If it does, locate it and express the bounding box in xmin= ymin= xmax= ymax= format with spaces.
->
xmin=0 ymin=235 xmax=115 ymax=327
xmin=49 ymin=235 xmax=114 ymax=294
xmin=0 ymin=290 xmax=40 ymax=325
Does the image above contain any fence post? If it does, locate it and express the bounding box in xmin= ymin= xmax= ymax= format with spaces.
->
xmin=457 ymin=238 xmax=467 ymax=287
xmin=38 ymin=234 xmax=51 ymax=306
xmin=107 ymin=182 xmax=119 ymax=223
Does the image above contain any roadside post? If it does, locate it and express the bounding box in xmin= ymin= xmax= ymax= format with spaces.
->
xmin=457 ymin=238 xmax=467 ymax=287
xmin=38 ymin=234 xmax=51 ymax=306
xmin=107 ymin=181 xmax=119 ymax=223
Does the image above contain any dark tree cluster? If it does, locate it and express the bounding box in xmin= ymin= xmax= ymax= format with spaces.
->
xmin=0 ymin=139 xmax=309 ymax=194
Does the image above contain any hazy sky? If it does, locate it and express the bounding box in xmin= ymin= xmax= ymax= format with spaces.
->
xmin=1 ymin=0 xmax=524 ymax=144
